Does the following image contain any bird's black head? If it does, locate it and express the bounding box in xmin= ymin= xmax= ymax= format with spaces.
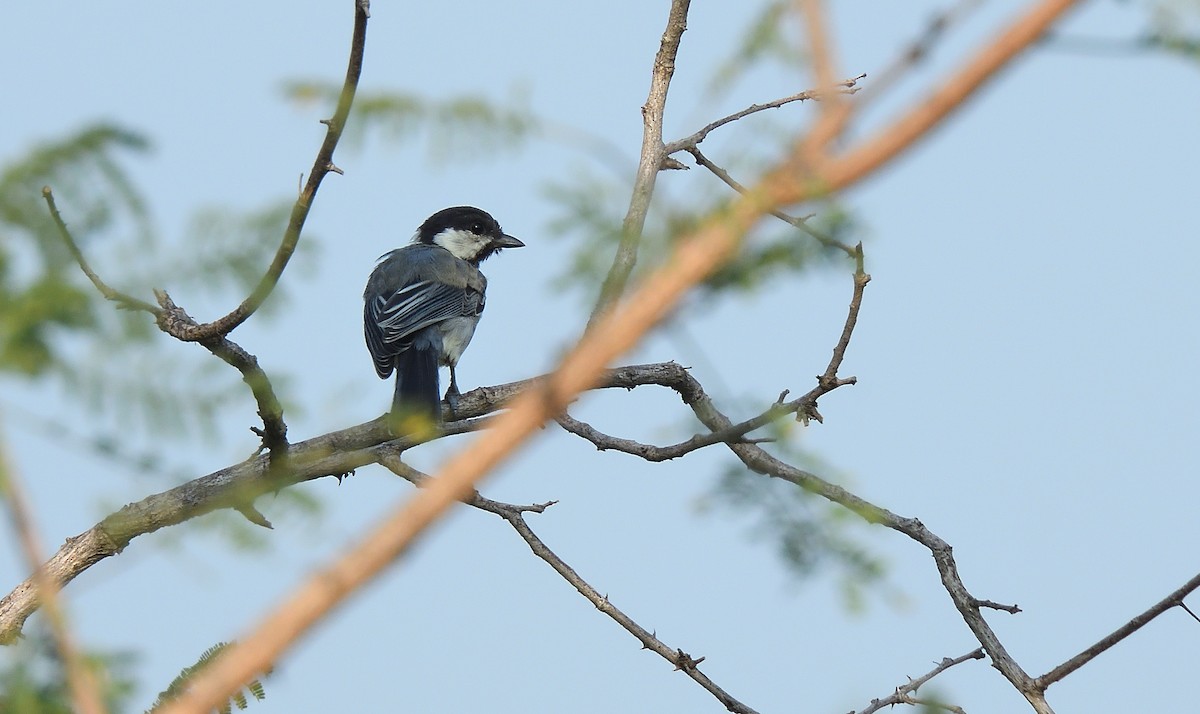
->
xmin=415 ymin=206 xmax=524 ymax=265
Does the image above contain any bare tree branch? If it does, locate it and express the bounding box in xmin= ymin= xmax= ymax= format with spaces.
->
xmin=159 ymin=0 xmax=370 ymax=342
xmin=42 ymin=186 xmax=160 ymax=315
xmin=26 ymin=3 xmax=1088 ymax=711
xmin=589 ymin=0 xmax=691 ymax=325
xmin=853 ymin=648 xmax=985 ymax=714
xmin=659 ymin=368 xmax=1053 ymax=712
xmin=153 ymin=292 xmax=289 ymax=458
xmin=558 ymin=260 xmax=869 ymax=455
xmin=1035 ymin=570 xmax=1200 ymax=690
xmin=685 ymin=146 xmax=856 ymax=257
xmin=42 ymin=193 xmax=292 ymax=462
xmin=381 ymin=457 xmax=761 ymax=714
xmin=0 ymin=364 xmax=685 ymax=644
xmin=661 ymin=75 xmax=863 ymax=156
xmin=555 ymin=410 xmax=773 ymax=461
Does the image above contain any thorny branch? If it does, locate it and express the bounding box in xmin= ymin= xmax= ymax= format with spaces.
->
xmin=382 ymin=458 xmax=760 ymax=714
xmin=852 ymin=648 xmax=985 ymax=714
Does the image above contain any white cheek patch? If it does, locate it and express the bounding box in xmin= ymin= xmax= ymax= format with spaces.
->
xmin=433 ymin=228 xmax=489 ymax=261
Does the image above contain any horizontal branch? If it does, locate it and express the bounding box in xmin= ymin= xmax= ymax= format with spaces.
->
xmin=663 ymin=74 xmax=864 ymax=155
xmin=557 ymin=264 xmax=868 ymax=459
xmin=0 ymin=362 xmax=694 ymax=644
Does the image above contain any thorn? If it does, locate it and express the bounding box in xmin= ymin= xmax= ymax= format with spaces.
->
xmin=775 ymin=389 xmax=790 ymax=405
xmin=327 ymin=162 xmax=344 ymax=175
xmin=660 ymin=156 xmax=688 ymax=171
xmin=235 ymin=504 xmax=273 ymax=529
xmin=319 ymin=118 xmax=333 ymax=127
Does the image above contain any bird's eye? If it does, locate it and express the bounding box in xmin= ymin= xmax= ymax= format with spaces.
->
xmin=471 ymin=222 xmax=483 ymax=233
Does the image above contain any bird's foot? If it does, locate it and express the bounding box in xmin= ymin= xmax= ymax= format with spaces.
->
xmin=444 ymin=386 xmax=461 ymax=421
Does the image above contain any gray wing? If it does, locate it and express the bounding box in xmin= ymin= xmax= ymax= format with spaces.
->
xmin=364 ymin=247 xmax=485 ymax=378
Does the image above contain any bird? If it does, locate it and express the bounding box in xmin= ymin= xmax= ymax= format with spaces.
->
xmin=363 ymin=206 xmax=524 ymax=427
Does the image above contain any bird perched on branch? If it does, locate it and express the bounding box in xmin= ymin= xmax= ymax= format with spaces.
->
xmin=364 ymin=206 xmax=524 ymax=428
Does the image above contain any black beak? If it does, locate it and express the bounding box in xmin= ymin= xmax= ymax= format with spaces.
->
xmin=494 ymin=233 xmax=525 ymax=249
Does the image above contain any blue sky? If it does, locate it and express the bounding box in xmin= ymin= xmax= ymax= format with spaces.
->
xmin=3 ymin=1 xmax=1199 ymax=712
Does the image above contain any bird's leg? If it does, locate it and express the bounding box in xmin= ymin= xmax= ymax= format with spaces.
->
xmin=444 ymin=364 xmax=462 ymax=420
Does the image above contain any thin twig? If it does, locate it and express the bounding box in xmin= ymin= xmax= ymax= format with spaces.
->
xmin=500 ymin=509 xmax=759 ymax=713
xmin=42 ymin=187 xmax=160 ymax=314
xmin=556 ymin=410 xmax=776 ymax=461
xmin=163 ymin=0 xmax=370 ymax=342
xmin=558 ymin=261 xmax=869 ymax=455
xmin=974 ymin=598 xmax=1022 ymax=614
xmin=44 ymin=147 xmax=290 ymax=463
xmin=686 ymin=147 xmax=856 ymax=257
xmin=820 ymin=253 xmax=869 ymax=384
xmin=1036 ymin=570 xmax=1200 ymax=690
xmin=0 ymin=426 xmax=107 ymax=714
xmin=662 ymin=75 xmax=863 ymax=156
xmin=853 ymin=648 xmax=985 ymax=714
xmin=589 ymin=0 xmax=692 ymax=325
xmin=667 ymin=368 xmax=1053 ymax=713
xmin=379 ymin=457 xmax=759 ymax=712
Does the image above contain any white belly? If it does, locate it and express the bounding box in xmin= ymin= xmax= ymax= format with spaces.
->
xmin=439 ymin=316 xmax=480 ymax=367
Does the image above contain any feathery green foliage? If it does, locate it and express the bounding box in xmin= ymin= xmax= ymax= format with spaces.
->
xmin=145 ymin=641 xmax=269 ymax=714
xmin=0 ymin=123 xmax=150 ymax=377
xmin=285 ymin=81 xmax=536 ymax=161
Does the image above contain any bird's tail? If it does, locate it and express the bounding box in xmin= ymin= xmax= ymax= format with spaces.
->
xmin=392 ymin=346 xmax=441 ymax=425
